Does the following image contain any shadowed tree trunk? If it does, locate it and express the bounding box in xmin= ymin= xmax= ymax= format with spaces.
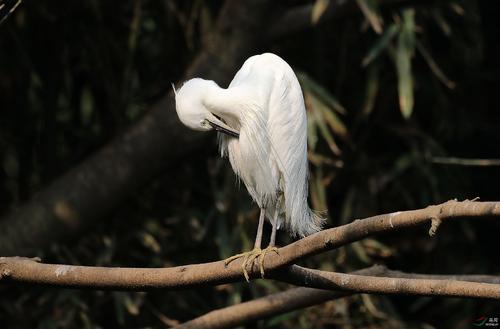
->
xmin=0 ymin=0 xmax=278 ymax=256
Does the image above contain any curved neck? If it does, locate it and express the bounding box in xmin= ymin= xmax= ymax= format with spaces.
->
xmin=203 ymin=83 xmax=243 ymax=122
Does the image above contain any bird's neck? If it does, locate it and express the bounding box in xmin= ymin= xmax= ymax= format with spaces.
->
xmin=203 ymin=84 xmax=243 ymax=125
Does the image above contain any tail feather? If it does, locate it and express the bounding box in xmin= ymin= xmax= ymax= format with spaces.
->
xmin=285 ymin=199 xmax=326 ymax=238
xmin=296 ymin=208 xmax=326 ymax=237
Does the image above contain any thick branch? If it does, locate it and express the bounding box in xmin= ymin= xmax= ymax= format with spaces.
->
xmin=258 ymin=199 xmax=500 ymax=272
xmin=176 ymin=288 xmax=344 ymax=329
xmin=1 ymin=200 xmax=499 ymax=290
xmin=175 ymin=266 xmax=385 ymax=329
xmin=177 ymin=265 xmax=500 ymax=329
xmin=279 ymin=265 xmax=500 ymax=299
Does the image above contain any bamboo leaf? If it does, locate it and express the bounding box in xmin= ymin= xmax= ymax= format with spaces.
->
xmin=362 ymin=23 xmax=399 ymax=67
xmin=356 ymin=0 xmax=383 ymax=34
xmin=395 ymin=9 xmax=415 ymax=119
xmin=310 ymin=95 xmax=342 ymax=155
xmin=320 ymin=103 xmax=348 ymax=138
xmin=432 ymin=9 xmax=451 ymax=36
xmin=311 ymin=0 xmax=330 ymax=25
xmin=298 ymin=72 xmax=346 ymax=114
xmin=310 ymin=172 xmax=321 ymax=211
xmin=362 ymin=64 xmax=379 ymax=115
xmin=306 ymin=95 xmax=319 ymax=151
xmin=416 ymin=40 xmax=456 ymax=89
xmin=316 ymin=167 xmax=327 ymax=210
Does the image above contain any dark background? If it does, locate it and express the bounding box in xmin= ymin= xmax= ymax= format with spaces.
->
xmin=1 ymin=0 xmax=499 ymax=328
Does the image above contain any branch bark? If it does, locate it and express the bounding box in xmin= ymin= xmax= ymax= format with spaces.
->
xmin=279 ymin=265 xmax=500 ymax=299
xmin=175 ymin=266 xmax=385 ymax=329
xmin=1 ymin=200 xmax=499 ymax=290
xmin=177 ymin=265 xmax=500 ymax=329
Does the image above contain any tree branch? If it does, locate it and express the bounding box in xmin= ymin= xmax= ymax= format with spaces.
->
xmin=278 ymin=265 xmax=500 ymax=299
xmin=175 ymin=266 xmax=385 ymax=329
xmin=1 ymin=200 xmax=499 ymax=290
xmin=177 ymin=265 xmax=500 ymax=329
xmin=257 ymin=199 xmax=500 ymax=272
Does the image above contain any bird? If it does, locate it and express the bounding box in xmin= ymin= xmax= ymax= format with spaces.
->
xmin=174 ymin=53 xmax=325 ymax=281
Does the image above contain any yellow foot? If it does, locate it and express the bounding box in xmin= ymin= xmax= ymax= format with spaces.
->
xmin=259 ymin=246 xmax=279 ymax=278
xmin=224 ymin=247 xmax=279 ymax=282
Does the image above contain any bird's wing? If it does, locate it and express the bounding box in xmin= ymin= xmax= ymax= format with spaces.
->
xmin=265 ymin=59 xmax=310 ymax=232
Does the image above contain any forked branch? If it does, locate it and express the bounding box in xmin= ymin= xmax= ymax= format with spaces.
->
xmin=0 ymin=200 xmax=498 ymax=290
xmin=177 ymin=265 xmax=500 ymax=329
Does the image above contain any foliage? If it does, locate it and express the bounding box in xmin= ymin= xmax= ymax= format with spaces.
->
xmin=1 ymin=0 xmax=500 ymax=328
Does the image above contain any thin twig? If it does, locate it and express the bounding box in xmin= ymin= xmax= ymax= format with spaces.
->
xmin=431 ymin=156 xmax=500 ymax=166
xmin=0 ymin=0 xmax=21 ymax=26
xmin=416 ymin=40 xmax=456 ymax=89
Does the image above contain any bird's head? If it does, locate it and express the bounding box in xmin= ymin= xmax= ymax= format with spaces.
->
xmin=174 ymin=78 xmax=239 ymax=138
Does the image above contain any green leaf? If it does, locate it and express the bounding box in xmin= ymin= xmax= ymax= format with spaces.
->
xmin=356 ymin=0 xmax=383 ymax=34
xmin=395 ymin=9 xmax=415 ymax=119
xmin=297 ymin=72 xmax=346 ymax=114
xmin=140 ymin=232 xmax=161 ymax=253
xmin=315 ymin=167 xmax=327 ymax=210
xmin=432 ymin=9 xmax=451 ymax=36
xmin=123 ymin=293 xmax=140 ymax=316
xmin=306 ymin=102 xmax=318 ymax=151
xmin=310 ymin=95 xmax=341 ymax=155
xmin=320 ymin=102 xmax=348 ymax=138
xmin=416 ymin=40 xmax=456 ymax=89
xmin=362 ymin=23 xmax=399 ymax=67
xmin=362 ymin=64 xmax=379 ymax=115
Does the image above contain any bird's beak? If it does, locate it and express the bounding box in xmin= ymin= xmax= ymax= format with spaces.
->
xmin=206 ymin=114 xmax=240 ymax=138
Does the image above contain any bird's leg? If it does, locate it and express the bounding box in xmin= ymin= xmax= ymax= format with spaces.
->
xmin=269 ymin=210 xmax=278 ymax=247
xmin=224 ymin=207 xmax=266 ymax=281
xmin=240 ymin=208 xmax=266 ymax=280
xmin=253 ymin=207 xmax=265 ymax=249
xmin=258 ymin=203 xmax=280 ymax=278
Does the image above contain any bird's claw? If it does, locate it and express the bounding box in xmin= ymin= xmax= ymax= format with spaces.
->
xmin=259 ymin=246 xmax=279 ymax=278
xmin=224 ymin=252 xmax=251 ymax=266
xmin=224 ymin=246 xmax=279 ymax=282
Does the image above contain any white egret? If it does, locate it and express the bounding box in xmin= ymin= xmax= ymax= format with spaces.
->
xmin=174 ymin=53 xmax=325 ymax=280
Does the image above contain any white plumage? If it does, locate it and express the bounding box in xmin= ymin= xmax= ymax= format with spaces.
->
xmin=174 ymin=53 xmax=324 ymax=275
